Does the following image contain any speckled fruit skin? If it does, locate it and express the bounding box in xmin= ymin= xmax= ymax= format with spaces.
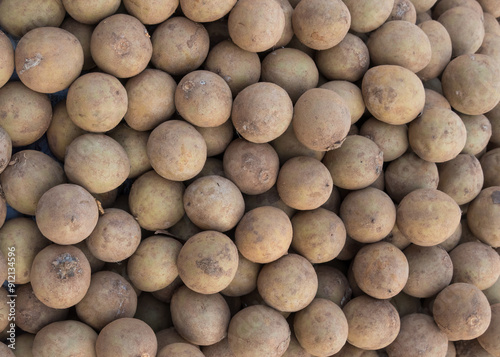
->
xmin=227 ymin=305 xmax=291 ymax=357
xmin=396 ymin=188 xmax=461 ymax=246
xmin=30 ymin=244 xmax=91 ymax=309
xmin=15 ymin=27 xmax=83 ymax=93
xmin=95 ymin=318 xmax=157 ymax=357
xmin=177 ymin=230 xmax=239 ymax=294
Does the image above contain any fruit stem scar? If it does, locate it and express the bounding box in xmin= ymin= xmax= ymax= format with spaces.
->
xmin=19 ymin=53 xmax=43 ymax=74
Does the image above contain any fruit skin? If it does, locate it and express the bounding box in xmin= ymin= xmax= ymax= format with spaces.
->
xmin=227 ymin=305 xmax=291 ymax=357
xmin=396 ymin=188 xmax=461 ymax=246
xmin=235 ymin=206 xmax=292 ymax=264
xmin=0 ymin=149 xmax=65 ymax=216
xmin=228 ymin=0 xmax=285 ymax=53
xmin=362 ymin=65 xmax=425 ymax=125
xmin=64 ymin=133 xmax=130 ymax=194
xmin=35 ymin=183 xmax=99 ymax=245
xmin=257 ymin=253 xmax=318 ymax=313
xmin=0 ymin=30 xmax=14 ymax=89
xmin=31 ymin=320 xmax=98 ymax=357
xmin=442 ymin=54 xmax=500 ymax=116
xmin=95 ymin=318 xmax=158 ymax=357
xmin=177 ymin=230 xmax=239 ymax=294
xmin=147 ymin=120 xmax=207 ymax=182
xmin=15 ymin=26 xmax=84 ymax=93
xmin=128 ymin=170 xmax=185 ymax=231
xmin=293 ymin=298 xmax=349 ymax=356
xmin=30 ymin=244 xmax=91 ymax=309
xmin=292 ymin=88 xmax=350 ymax=151
xmin=343 ymin=295 xmax=401 ymax=350
xmin=127 ymin=235 xmax=182 ymax=292
xmin=467 ymin=186 xmax=500 ymax=247
xmin=352 ymin=242 xmax=409 ymax=299
xmin=170 ymin=286 xmax=231 ymax=346
xmin=90 ymin=14 xmax=152 ymax=78
xmin=432 ymin=283 xmax=492 ymax=341
xmin=292 ymin=0 xmax=351 ymax=50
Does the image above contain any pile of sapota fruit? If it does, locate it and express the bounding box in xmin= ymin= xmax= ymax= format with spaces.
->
xmin=0 ymin=0 xmax=499 ymax=356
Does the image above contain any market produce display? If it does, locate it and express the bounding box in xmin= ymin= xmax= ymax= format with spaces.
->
xmin=0 ymin=0 xmax=499 ymax=356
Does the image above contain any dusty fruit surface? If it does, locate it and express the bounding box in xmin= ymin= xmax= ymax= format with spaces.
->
xmin=1 ymin=1 xmax=500 ymax=355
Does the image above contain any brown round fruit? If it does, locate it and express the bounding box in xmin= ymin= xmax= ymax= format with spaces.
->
xmin=0 ymin=149 xmax=65 ymax=216
xmin=442 ymin=54 xmax=500 ymax=115
xmin=0 ymin=81 xmax=52 ymax=147
xmin=128 ymin=170 xmax=185 ymax=231
xmin=257 ymin=253 xmax=318 ymax=312
xmin=352 ymin=242 xmax=409 ymax=299
xmin=437 ymin=6 xmax=485 ymax=57
xmin=32 ymin=320 xmax=97 ymax=357
xmin=124 ymin=68 xmax=177 ymax=132
xmin=30 ymin=244 xmax=91 ymax=309
xmin=343 ymin=0 xmax=394 ymax=33
xmin=90 ymin=14 xmax=153 ymax=78
xmin=322 ymin=135 xmax=383 ymax=190
xmin=294 ymin=298 xmax=349 ymax=356
xmin=292 ymin=0 xmax=350 ymax=50
xmin=343 ymin=295 xmax=400 ymax=350
xmin=235 ymin=206 xmax=292 ymax=264
xmin=477 ymin=303 xmax=500 ymax=357
xmin=340 ymin=187 xmax=396 ymax=244
xmin=362 ymin=65 xmax=425 ymax=125
xmin=0 ymin=0 xmax=66 ymax=37
xmin=177 ymin=230 xmax=239 ymax=294
xmin=359 ymin=117 xmax=408 ymax=162
xmin=171 ymin=286 xmax=231 ymax=346
xmin=315 ymin=33 xmax=370 ymax=82
xmin=60 ymin=17 xmax=96 ymax=71
xmin=466 ymin=186 xmax=500 ymax=247
xmin=261 ymin=48 xmax=319 ymax=104
xmin=0 ymin=218 xmax=50 ymax=285
xmin=62 ymin=0 xmax=121 ymax=24
xmin=175 ymin=70 xmax=232 ymax=128
xmin=35 ymin=184 xmax=99 ymax=245
xmin=204 ymin=39 xmax=261 ymax=97
xmin=408 ymin=107 xmax=467 ymax=163
xmin=227 ymin=305 xmax=290 ymax=357
xmin=227 ymin=0 xmax=285 ymax=53
xmin=403 ymin=244 xmax=453 ymax=298
xmin=46 ymin=99 xmax=87 ymax=161
xmin=433 ymin=283 xmax=491 ymax=341
xmin=76 ymin=271 xmax=137 ymax=330
xmin=151 ymin=16 xmax=210 ymax=76
xmin=292 ymin=88 xmax=351 ymax=151
xmin=95 ymin=318 xmax=157 ymax=357
xmin=66 ymin=72 xmax=127 ymax=132
xmin=449 ymin=241 xmax=500 ymax=290
xmin=108 ymin=123 xmax=152 ymax=179
xmin=86 ymin=208 xmax=141 ymax=263
xmin=127 ymin=235 xmax=182 ymax=292
xmin=13 ymin=283 xmax=69 ymax=334
xmin=386 ymin=313 xmax=449 ymax=357
xmin=15 ymin=26 xmax=83 ymax=93
xmin=183 ymin=175 xmax=245 ymax=232
xmin=123 ymin=0 xmax=178 ymax=25
xmin=367 ymin=21 xmax=431 ymax=73
xmin=291 ymin=208 xmax=346 ymax=264
xmin=147 ymin=120 xmax=207 ymax=182
xmin=0 ymin=30 xmax=14 ymax=88
xmin=277 ymin=156 xmax=333 ymax=210
xmin=65 ymin=134 xmax=130 ymax=194
xmin=396 ymin=188 xmax=461 ymax=246
xmin=232 ymin=82 xmax=293 ymax=144
xmin=384 ymin=152 xmax=439 ymax=203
